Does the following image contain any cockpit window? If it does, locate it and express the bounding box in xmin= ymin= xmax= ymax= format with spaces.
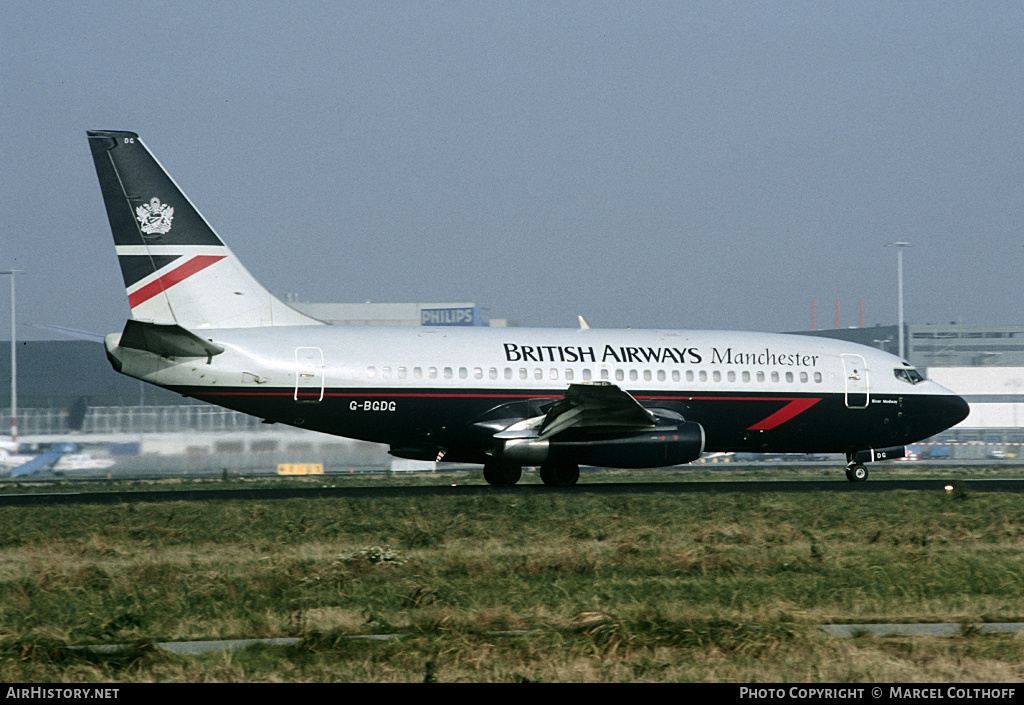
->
xmin=894 ymin=367 xmax=924 ymax=384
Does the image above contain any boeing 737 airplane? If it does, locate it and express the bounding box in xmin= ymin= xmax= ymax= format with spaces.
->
xmin=86 ymin=130 xmax=969 ymax=486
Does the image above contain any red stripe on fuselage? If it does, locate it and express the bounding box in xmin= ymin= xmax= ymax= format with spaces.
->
xmin=128 ymin=255 xmax=226 ymax=309
xmin=744 ymin=397 xmax=821 ymax=430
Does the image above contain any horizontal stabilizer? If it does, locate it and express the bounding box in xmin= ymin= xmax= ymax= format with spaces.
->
xmin=33 ymin=325 xmax=107 ymax=343
xmin=118 ymin=319 xmax=224 ymax=358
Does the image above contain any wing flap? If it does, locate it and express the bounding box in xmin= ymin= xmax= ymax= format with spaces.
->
xmin=480 ymin=383 xmax=660 ymax=442
xmin=536 ymin=383 xmax=657 ymax=439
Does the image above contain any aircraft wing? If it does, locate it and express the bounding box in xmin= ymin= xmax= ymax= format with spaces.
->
xmin=495 ymin=383 xmax=657 ymax=441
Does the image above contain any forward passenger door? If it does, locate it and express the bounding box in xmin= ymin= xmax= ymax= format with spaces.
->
xmin=841 ymin=354 xmax=869 ymax=409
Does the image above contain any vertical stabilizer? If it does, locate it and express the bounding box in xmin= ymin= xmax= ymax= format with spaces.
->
xmin=87 ymin=130 xmax=321 ymax=329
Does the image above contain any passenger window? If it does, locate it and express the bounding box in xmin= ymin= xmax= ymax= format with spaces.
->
xmin=428 ymin=367 xmax=437 ymax=379
xmin=713 ymin=371 xmax=721 ymax=382
xmin=583 ymin=368 xmax=592 ymax=381
xmin=771 ymin=371 xmax=780 ymax=383
xmin=382 ymin=366 xmax=391 ymax=379
xmin=414 ymin=367 xmax=422 ymax=379
xmin=565 ymin=369 xmax=574 ymax=381
xmin=629 ymin=369 xmax=638 ymax=381
xmin=474 ymin=368 xmax=483 ymax=380
xmin=398 ymin=367 xmax=407 ymax=379
xmin=786 ymin=371 xmax=794 ymax=383
xmin=757 ymin=371 xmax=765 ymax=383
xmin=615 ymin=369 xmax=624 ymax=381
xmin=534 ymin=368 xmax=543 ymax=380
xmin=657 ymin=370 xmax=665 ymax=382
xmin=814 ymin=372 xmax=822 ymax=383
xmin=444 ymin=367 xmax=453 ymax=379
xmin=800 ymin=372 xmax=808 ymax=383
xmin=519 ymin=368 xmax=528 ymax=380
xmin=549 ymin=368 xmax=558 ymax=380
xmin=742 ymin=371 xmax=750 ymax=383
xmin=699 ymin=371 xmax=708 ymax=382
xmin=727 ymin=371 xmax=735 ymax=382
xmin=600 ymin=369 xmax=610 ymax=380
xmin=367 ymin=367 xmax=377 ymax=379
xmin=489 ymin=367 xmax=497 ymax=380
xmin=504 ymin=368 xmax=512 ymax=380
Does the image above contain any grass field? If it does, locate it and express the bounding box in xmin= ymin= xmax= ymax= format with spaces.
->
xmin=1 ymin=469 xmax=1024 ymax=682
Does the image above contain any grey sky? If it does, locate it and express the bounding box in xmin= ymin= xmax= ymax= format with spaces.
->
xmin=2 ymin=1 xmax=1021 ymax=338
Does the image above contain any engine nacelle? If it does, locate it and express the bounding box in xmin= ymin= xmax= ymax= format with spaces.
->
xmin=500 ymin=438 xmax=551 ymax=465
xmin=499 ymin=421 xmax=705 ymax=469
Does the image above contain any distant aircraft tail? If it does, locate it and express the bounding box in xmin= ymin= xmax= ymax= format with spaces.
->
xmin=87 ymin=130 xmax=321 ymax=329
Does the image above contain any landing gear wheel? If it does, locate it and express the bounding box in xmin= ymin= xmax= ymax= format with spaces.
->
xmin=539 ymin=462 xmax=580 ymax=487
xmin=845 ymin=464 xmax=868 ymax=482
xmin=483 ymin=461 xmax=522 ymax=487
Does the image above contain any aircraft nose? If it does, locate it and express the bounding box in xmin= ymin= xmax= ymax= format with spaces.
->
xmin=943 ymin=393 xmax=971 ymax=428
xmin=927 ymin=392 xmax=970 ymax=436
xmin=904 ymin=390 xmax=970 ymax=442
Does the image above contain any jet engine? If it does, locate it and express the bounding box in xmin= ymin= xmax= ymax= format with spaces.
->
xmin=499 ymin=421 xmax=705 ymax=469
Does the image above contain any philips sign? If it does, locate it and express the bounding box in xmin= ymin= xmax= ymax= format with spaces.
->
xmin=420 ymin=307 xmax=482 ymax=326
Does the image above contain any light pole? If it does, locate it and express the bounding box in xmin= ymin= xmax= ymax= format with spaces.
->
xmin=886 ymin=243 xmax=912 ymax=360
xmin=1 ymin=270 xmax=21 ymax=442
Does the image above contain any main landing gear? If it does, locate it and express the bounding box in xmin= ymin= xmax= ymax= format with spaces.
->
xmin=539 ymin=461 xmax=580 ymax=487
xmin=482 ymin=461 xmax=521 ymax=487
xmin=482 ymin=460 xmax=581 ymax=487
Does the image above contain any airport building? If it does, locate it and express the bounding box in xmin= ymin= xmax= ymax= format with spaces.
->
xmin=286 ymin=302 xmax=509 ymax=328
xmin=906 ymin=324 xmax=1024 ymax=368
xmin=793 ymin=323 xmax=1024 ymax=368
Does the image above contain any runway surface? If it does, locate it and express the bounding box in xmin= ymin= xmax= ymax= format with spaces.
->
xmin=1 ymin=478 xmax=1022 ymax=507
xmin=73 ymin=621 xmax=1024 ymax=656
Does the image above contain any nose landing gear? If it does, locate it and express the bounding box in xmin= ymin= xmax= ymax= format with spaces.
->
xmin=845 ymin=446 xmax=905 ymax=482
xmin=845 ymin=463 xmax=869 ymax=482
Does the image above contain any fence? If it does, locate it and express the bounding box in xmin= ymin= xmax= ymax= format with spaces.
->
xmin=2 ymin=405 xmax=265 ymax=436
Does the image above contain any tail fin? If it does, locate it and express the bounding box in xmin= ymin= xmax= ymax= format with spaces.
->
xmin=87 ymin=130 xmax=321 ymax=329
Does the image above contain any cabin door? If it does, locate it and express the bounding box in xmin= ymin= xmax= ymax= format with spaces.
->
xmin=841 ymin=354 xmax=869 ymax=409
xmin=294 ymin=347 xmax=325 ymax=402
